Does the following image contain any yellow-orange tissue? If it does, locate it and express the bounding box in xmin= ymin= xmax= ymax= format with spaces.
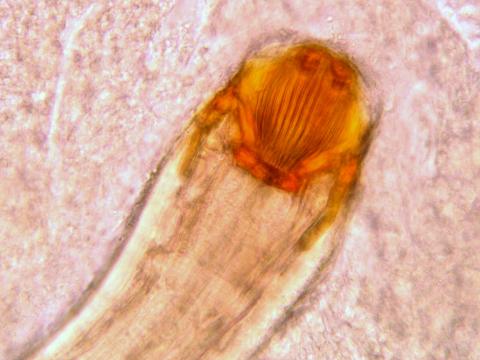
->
xmin=180 ymin=42 xmax=372 ymax=249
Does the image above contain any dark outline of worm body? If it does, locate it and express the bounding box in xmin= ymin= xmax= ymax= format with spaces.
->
xmin=25 ymin=40 xmax=380 ymax=360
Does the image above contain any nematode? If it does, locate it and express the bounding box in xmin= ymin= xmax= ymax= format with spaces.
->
xmin=30 ymin=41 xmax=376 ymax=360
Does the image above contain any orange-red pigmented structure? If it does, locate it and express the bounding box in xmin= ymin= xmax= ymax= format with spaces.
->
xmin=180 ymin=42 xmax=371 ymax=248
xmin=232 ymin=46 xmax=361 ymax=192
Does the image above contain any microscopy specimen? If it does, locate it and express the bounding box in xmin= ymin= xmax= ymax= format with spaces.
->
xmin=180 ymin=42 xmax=373 ymax=249
xmin=31 ymin=41 xmax=377 ymax=360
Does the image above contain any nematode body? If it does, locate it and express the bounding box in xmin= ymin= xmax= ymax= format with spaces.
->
xmin=30 ymin=41 xmax=374 ymax=360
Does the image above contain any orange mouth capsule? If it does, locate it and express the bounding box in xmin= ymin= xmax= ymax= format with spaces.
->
xmin=180 ymin=42 xmax=372 ymax=248
xmin=231 ymin=44 xmax=362 ymax=193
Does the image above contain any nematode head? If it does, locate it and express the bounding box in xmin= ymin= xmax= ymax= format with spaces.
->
xmin=183 ymin=42 xmax=370 ymax=195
